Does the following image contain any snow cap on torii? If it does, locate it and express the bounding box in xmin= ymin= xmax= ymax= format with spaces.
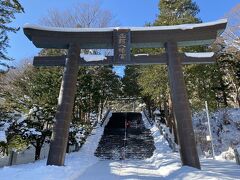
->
xmin=23 ymin=19 xmax=227 ymax=49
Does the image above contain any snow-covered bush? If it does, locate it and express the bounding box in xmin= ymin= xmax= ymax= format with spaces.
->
xmin=193 ymin=108 xmax=240 ymax=160
xmin=0 ymin=131 xmax=7 ymax=155
xmin=0 ymin=111 xmax=28 ymax=155
xmin=69 ymin=124 xmax=87 ymax=146
xmin=68 ymin=123 xmax=93 ymax=152
xmin=89 ymin=113 xmax=98 ymax=126
xmin=16 ymin=105 xmax=54 ymax=160
xmin=68 ymin=112 xmax=98 ymax=152
xmin=0 ymin=106 xmax=53 ymax=159
xmin=220 ymin=147 xmax=235 ymax=160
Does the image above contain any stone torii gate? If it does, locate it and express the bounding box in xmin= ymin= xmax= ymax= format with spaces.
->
xmin=23 ymin=19 xmax=227 ymax=169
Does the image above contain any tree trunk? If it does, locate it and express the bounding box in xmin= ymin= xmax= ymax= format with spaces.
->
xmin=236 ymin=88 xmax=240 ymax=108
xmin=146 ymin=97 xmax=153 ymax=118
xmin=237 ymin=94 xmax=240 ymax=108
xmin=220 ymin=77 xmax=228 ymax=107
xmin=168 ymin=97 xmax=178 ymax=144
xmin=35 ymin=142 xmax=42 ymax=160
xmin=143 ymin=96 xmax=152 ymax=118
xmin=66 ymin=142 xmax=70 ymax=153
xmin=172 ymin=117 xmax=178 ymax=144
xmin=79 ymin=103 xmax=81 ymax=119
xmin=72 ymin=97 xmax=77 ymax=122
xmin=165 ymin=96 xmax=172 ymax=127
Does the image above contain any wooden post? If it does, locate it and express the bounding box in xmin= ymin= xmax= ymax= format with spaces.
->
xmin=234 ymin=149 xmax=240 ymax=165
xmin=47 ymin=44 xmax=80 ymax=166
xmin=8 ymin=150 xmax=17 ymax=166
xmin=165 ymin=42 xmax=201 ymax=169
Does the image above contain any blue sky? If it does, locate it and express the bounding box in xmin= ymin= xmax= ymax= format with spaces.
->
xmin=6 ymin=0 xmax=240 ymax=76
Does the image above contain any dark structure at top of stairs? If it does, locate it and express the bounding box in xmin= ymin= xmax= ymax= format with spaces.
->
xmin=95 ymin=112 xmax=155 ymax=160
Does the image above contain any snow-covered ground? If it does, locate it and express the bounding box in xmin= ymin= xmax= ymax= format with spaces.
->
xmin=193 ymin=108 xmax=240 ymax=160
xmin=0 ymin=113 xmax=239 ymax=180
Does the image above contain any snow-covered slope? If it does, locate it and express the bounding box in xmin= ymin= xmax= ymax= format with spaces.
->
xmin=193 ymin=108 xmax=240 ymax=160
xmin=0 ymin=112 xmax=239 ymax=180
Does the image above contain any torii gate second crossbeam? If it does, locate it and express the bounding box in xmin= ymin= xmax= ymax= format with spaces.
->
xmin=23 ymin=19 xmax=227 ymax=169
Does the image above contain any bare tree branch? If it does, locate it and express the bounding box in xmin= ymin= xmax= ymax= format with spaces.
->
xmin=222 ymin=3 xmax=240 ymax=49
xmin=39 ymin=0 xmax=116 ymax=28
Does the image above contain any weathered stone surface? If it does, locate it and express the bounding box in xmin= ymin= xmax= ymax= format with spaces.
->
xmin=165 ymin=42 xmax=201 ymax=169
xmin=47 ymin=44 xmax=80 ymax=166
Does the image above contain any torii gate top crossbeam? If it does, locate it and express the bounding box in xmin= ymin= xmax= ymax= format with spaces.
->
xmin=24 ymin=19 xmax=227 ymax=49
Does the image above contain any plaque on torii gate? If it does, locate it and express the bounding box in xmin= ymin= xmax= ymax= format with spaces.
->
xmin=114 ymin=29 xmax=131 ymax=63
xmin=23 ymin=19 xmax=227 ymax=169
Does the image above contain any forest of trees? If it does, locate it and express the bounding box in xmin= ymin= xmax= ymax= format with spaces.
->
xmin=124 ymin=0 xmax=240 ymax=112
xmin=0 ymin=0 xmax=239 ymax=160
xmin=123 ymin=0 xmax=240 ymax=143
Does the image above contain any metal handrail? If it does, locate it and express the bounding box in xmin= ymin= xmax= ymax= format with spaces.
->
xmin=143 ymin=110 xmax=154 ymax=126
xmin=155 ymin=121 xmax=178 ymax=152
xmin=100 ymin=109 xmax=111 ymax=127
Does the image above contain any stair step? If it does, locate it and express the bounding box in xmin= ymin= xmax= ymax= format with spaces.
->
xmin=95 ymin=112 xmax=155 ymax=160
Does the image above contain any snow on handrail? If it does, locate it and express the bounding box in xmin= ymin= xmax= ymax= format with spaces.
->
xmin=100 ymin=109 xmax=112 ymax=127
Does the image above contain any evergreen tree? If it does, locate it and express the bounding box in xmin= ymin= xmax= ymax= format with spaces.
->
xmin=133 ymin=0 xmax=201 ymax=138
xmin=185 ymin=38 xmax=240 ymax=110
xmin=137 ymin=65 xmax=169 ymax=107
xmin=122 ymin=66 xmax=141 ymax=98
xmin=154 ymin=0 xmax=200 ymax=26
xmin=75 ymin=65 xmax=121 ymax=121
xmin=214 ymin=40 xmax=240 ymax=107
xmin=93 ymin=66 xmax=121 ymax=116
xmin=4 ymin=64 xmax=62 ymax=159
xmin=0 ymin=0 xmax=24 ymax=71
xmin=136 ymin=0 xmax=200 ymax=108
xmin=185 ymin=64 xmax=221 ymax=110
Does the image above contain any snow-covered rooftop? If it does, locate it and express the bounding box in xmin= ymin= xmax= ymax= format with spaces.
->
xmin=23 ymin=19 xmax=227 ymax=32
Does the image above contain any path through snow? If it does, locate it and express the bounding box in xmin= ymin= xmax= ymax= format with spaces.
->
xmin=0 ymin=113 xmax=239 ymax=180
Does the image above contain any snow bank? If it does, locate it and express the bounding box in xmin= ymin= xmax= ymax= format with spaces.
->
xmin=141 ymin=112 xmax=240 ymax=180
xmin=193 ymin=108 xmax=240 ymax=160
xmin=0 ymin=125 xmax=105 ymax=180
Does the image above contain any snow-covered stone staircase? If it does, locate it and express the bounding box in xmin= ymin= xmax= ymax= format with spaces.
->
xmin=95 ymin=112 xmax=155 ymax=160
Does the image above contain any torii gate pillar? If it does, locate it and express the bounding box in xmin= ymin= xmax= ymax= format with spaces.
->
xmin=47 ymin=44 xmax=80 ymax=166
xmin=165 ymin=42 xmax=201 ymax=169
